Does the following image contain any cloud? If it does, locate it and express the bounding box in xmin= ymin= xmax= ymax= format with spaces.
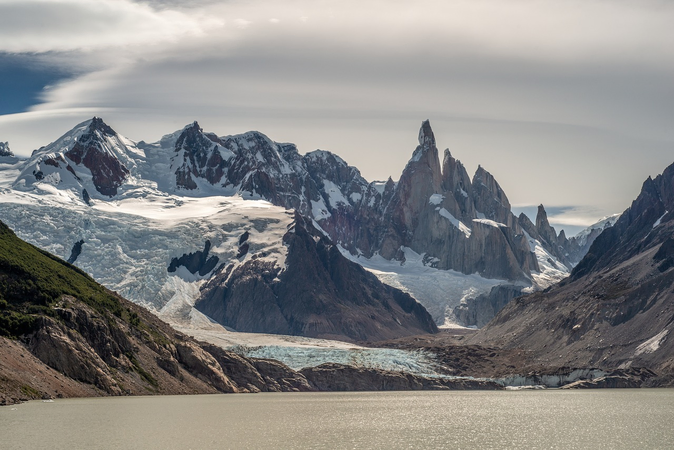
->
xmin=1 ymin=0 xmax=673 ymax=225
xmin=0 ymin=0 xmax=222 ymax=53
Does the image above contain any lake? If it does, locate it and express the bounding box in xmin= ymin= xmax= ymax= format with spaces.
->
xmin=2 ymin=390 xmax=673 ymax=449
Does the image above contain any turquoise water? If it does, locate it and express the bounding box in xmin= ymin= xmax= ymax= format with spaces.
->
xmin=2 ymin=389 xmax=673 ymax=449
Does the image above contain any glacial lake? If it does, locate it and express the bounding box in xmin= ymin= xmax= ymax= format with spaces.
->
xmin=2 ymin=390 xmax=673 ymax=449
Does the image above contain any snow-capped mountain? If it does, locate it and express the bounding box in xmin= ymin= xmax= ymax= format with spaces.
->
xmin=0 ymin=117 xmax=607 ymax=334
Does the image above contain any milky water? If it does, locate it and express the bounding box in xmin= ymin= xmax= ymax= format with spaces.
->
xmin=2 ymin=390 xmax=673 ymax=449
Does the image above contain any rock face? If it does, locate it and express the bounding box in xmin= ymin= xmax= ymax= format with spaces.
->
xmin=471 ymin=161 xmax=674 ymax=384
xmin=63 ymin=118 xmax=130 ymax=196
xmin=195 ymin=213 xmax=438 ymax=342
xmin=453 ymin=285 xmax=525 ymax=328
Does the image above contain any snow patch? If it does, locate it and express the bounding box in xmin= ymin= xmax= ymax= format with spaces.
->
xmin=472 ymin=218 xmax=507 ymax=228
xmin=439 ymin=208 xmax=471 ymax=237
xmin=339 ymin=246 xmax=503 ymax=327
xmin=429 ymin=193 xmax=444 ymax=205
xmin=634 ymin=329 xmax=668 ymax=356
xmin=311 ymin=199 xmax=331 ymax=220
xmin=321 ymin=180 xmax=350 ymax=207
xmin=522 ymin=230 xmax=570 ymax=290
xmin=653 ymin=211 xmax=668 ymax=229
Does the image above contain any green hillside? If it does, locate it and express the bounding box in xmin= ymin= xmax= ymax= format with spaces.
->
xmin=0 ymin=220 xmax=129 ymax=337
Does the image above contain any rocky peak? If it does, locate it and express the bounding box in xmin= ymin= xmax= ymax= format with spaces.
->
xmin=418 ymin=119 xmax=436 ymax=147
xmin=471 ymin=165 xmax=514 ymax=227
xmin=441 ymin=148 xmax=474 ymax=218
xmin=407 ymin=121 xmax=442 ymax=188
xmin=62 ymin=118 xmax=130 ymax=197
xmin=0 ymin=141 xmax=13 ymax=157
xmin=88 ymin=117 xmax=116 ymax=137
xmin=558 ymin=229 xmax=568 ymax=245
xmin=173 ymin=121 xmax=228 ymax=189
xmin=196 ymin=211 xmax=439 ymax=342
xmin=379 ymin=122 xmax=444 ymax=255
xmin=535 ymin=204 xmax=558 ymax=247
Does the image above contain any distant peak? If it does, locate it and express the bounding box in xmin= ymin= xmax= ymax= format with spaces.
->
xmin=418 ymin=120 xmax=435 ymax=147
xmin=184 ymin=121 xmax=202 ymax=132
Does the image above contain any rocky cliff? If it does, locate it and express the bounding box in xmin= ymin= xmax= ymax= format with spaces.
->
xmin=470 ymin=161 xmax=674 ymax=384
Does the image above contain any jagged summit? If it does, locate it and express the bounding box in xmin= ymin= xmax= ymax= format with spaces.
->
xmin=13 ymin=117 xmax=133 ymax=197
xmin=418 ymin=119 xmax=436 ymax=146
xmin=88 ymin=116 xmax=116 ymax=136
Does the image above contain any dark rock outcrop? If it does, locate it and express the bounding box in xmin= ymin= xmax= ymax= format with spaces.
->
xmin=167 ymin=240 xmax=219 ymax=276
xmin=67 ymin=239 xmax=85 ymax=264
xmin=0 ymin=141 xmax=12 ymax=157
xmin=195 ymin=213 xmax=438 ymax=342
xmin=453 ymin=285 xmax=525 ymax=328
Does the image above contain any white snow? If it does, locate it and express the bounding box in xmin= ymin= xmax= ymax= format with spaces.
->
xmin=573 ymin=213 xmax=621 ymax=246
xmin=522 ymin=230 xmax=570 ymax=290
xmin=321 ymin=180 xmax=350 ymax=207
xmin=653 ymin=211 xmax=668 ymax=229
xmin=339 ymin=246 xmax=503 ymax=327
xmin=634 ymin=329 xmax=668 ymax=356
xmin=350 ymin=192 xmax=362 ymax=203
xmin=311 ymin=199 xmax=331 ymax=220
xmin=472 ymin=218 xmax=507 ymax=228
xmin=429 ymin=194 xmax=444 ymax=205
xmin=438 ymin=208 xmax=471 ymax=237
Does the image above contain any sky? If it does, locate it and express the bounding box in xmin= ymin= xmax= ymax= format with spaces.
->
xmin=0 ymin=0 xmax=673 ymax=235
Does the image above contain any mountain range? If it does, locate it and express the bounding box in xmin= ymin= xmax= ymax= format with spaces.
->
xmin=0 ymin=117 xmax=611 ymax=338
xmin=3 ymin=115 xmax=673 ymax=390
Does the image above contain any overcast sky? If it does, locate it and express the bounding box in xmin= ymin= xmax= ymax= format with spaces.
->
xmin=1 ymin=0 xmax=673 ymax=235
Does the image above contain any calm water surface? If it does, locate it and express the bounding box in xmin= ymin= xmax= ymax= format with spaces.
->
xmin=2 ymin=390 xmax=673 ymax=449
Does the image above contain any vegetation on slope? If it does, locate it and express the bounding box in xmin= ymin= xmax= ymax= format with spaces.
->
xmin=0 ymin=220 xmax=129 ymax=337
